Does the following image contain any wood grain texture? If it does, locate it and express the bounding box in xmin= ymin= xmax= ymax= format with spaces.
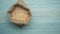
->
xmin=0 ymin=0 xmax=60 ymax=34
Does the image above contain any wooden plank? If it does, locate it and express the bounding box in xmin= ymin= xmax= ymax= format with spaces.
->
xmin=0 ymin=0 xmax=60 ymax=34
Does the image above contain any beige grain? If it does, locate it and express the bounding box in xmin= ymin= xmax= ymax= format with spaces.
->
xmin=11 ymin=7 xmax=29 ymax=23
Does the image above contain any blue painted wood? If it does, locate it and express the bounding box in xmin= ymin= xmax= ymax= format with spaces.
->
xmin=0 ymin=0 xmax=60 ymax=34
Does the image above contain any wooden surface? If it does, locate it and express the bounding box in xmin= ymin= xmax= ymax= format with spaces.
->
xmin=0 ymin=0 xmax=60 ymax=34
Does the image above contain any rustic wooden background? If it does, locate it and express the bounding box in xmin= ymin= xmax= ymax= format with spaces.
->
xmin=0 ymin=0 xmax=60 ymax=34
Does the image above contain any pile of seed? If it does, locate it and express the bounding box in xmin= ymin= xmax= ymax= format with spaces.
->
xmin=11 ymin=7 xmax=29 ymax=23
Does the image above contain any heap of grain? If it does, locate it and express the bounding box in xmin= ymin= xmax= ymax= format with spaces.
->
xmin=11 ymin=7 xmax=29 ymax=24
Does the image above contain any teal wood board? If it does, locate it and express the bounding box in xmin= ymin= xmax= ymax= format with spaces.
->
xmin=0 ymin=0 xmax=60 ymax=34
